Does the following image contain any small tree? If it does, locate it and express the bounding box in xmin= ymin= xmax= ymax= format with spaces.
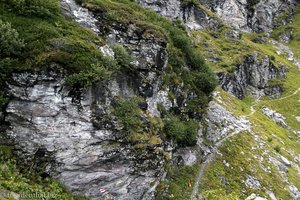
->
xmin=0 ymin=20 xmax=24 ymax=57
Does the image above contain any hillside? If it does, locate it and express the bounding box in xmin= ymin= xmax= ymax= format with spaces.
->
xmin=0 ymin=0 xmax=299 ymax=199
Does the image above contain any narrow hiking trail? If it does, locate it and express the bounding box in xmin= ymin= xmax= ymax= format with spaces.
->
xmin=247 ymin=87 xmax=300 ymax=117
xmin=191 ymin=87 xmax=300 ymax=199
xmin=191 ymin=129 xmax=246 ymax=199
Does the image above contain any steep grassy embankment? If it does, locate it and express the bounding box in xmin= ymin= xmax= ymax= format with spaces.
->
xmin=196 ymin=6 xmax=300 ymax=199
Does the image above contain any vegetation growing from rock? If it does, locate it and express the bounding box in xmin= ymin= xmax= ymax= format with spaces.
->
xmin=164 ymin=115 xmax=199 ymax=146
xmin=0 ymin=145 xmax=87 ymax=200
xmin=0 ymin=0 xmax=217 ymax=110
xmin=112 ymin=97 xmax=164 ymax=148
xmin=1 ymin=0 xmax=299 ymax=199
xmin=78 ymin=0 xmax=217 ymax=96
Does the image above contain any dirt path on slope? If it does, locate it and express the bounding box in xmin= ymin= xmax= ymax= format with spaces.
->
xmin=247 ymin=87 xmax=300 ymax=117
xmin=191 ymin=129 xmax=244 ymax=199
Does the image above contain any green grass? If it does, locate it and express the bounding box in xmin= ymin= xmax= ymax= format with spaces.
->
xmin=192 ymin=30 xmax=251 ymax=72
xmin=0 ymin=145 xmax=87 ymax=200
xmin=200 ymin=38 xmax=300 ymax=197
xmin=192 ymin=18 xmax=299 ymax=74
xmin=199 ymin=132 xmax=292 ymax=199
xmin=156 ymin=163 xmax=200 ymax=200
xmin=214 ymin=87 xmax=252 ymax=117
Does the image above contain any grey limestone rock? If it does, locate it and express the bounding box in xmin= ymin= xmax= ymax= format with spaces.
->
xmin=200 ymin=96 xmax=250 ymax=145
xmin=244 ymin=175 xmax=261 ymax=190
xmin=137 ymin=0 xmax=221 ymax=30
xmin=262 ymin=107 xmax=288 ymax=128
xmin=138 ymin=0 xmax=296 ymax=33
xmin=218 ymin=53 xmax=287 ymax=99
xmin=5 ymin=72 xmax=166 ymax=200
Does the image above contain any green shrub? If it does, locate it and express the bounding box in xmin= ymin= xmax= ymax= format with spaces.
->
xmin=192 ymin=72 xmax=218 ymax=94
xmin=0 ymin=58 xmax=13 ymax=82
xmin=0 ymin=20 xmax=24 ymax=57
xmin=2 ymin=0 xmax=59 ymax=18
xmin=111 ymin=44 xmax=134 ymax=71
xmin=186 ymin=95 xmax=209 ymax=114
xmin=113 ymin=97 xmax=143 ymax=133
xmin=274 ymin=145 xmax=281 ymax=153
xmin=65 ymin=62 xmax=112 ymax=87
xmin=164 ymin=116 xmax=198 ymax=146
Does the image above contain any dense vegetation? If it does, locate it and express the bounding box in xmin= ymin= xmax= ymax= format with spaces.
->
xmin=164 ymin=115 xmax=198 ymax=146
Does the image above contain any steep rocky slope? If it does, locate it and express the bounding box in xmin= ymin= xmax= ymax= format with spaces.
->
xmin=0 ymin=0 xmax=300 ymax=200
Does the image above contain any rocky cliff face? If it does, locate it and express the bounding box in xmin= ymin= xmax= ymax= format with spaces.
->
xmin=1 ymin=1 xmax=198 ymax=199
xmin=202 ymin=0 xmax=295 ymax=32
xmin=5 ymin=71 xmax=168 ymax=200
xmin=137 ymin=0 xmax=221 ymax=30
xmin=218 ymin=53 xmax=288 ymax=99
xmin=137 ymin=0 xmax=292 ymax=99
xmin=138 ymin=0 xmax=296 ymax=33
xmin=1 ymin=0 xmax=299 ymax=199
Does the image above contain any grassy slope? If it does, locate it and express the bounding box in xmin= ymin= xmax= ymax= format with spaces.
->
xmin=0 ymin=0 xmax=299 ymax=199
xmin=197 ymin=6 xmax=300 ymax=199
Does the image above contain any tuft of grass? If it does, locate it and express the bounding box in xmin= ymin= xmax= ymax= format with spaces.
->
xmin=156 ymin=164 xmax=200 ymax=200
xmin=274 ymin=145 xmax=281 ymax=153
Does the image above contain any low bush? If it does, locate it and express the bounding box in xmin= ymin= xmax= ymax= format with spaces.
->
xmin=111 ymin=44 xmax=134 ymax=71
xmin=112 ymin=97 xmax=143 ymax=133
xmin=0 ymin=20 xmax=24 ymax=57
xmin=274 ymin=145 xmax=281 ymax=153
xmin=65 ymin=62 xmax=112 ymax=87
xmin=164 ymin=116 xmax=198 ymax=146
